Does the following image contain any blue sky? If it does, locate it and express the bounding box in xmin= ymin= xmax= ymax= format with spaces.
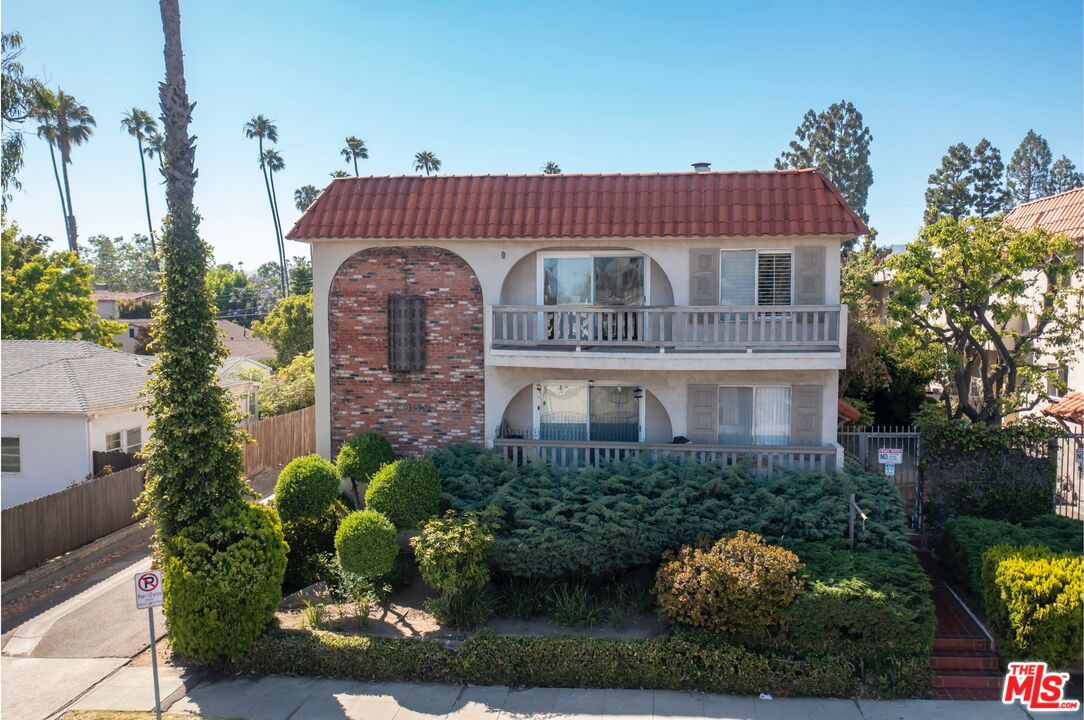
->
xmin=3 ymin=0 xmax=1081 ymax=268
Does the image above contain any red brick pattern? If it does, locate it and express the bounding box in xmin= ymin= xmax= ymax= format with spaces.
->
xmin=287 ymin=169 xmax=870 ymax=241
xmin=328 ymin=246 xmax=485 ymax=456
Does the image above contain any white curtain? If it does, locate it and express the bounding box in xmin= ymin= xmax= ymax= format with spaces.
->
xmin=754 ymin=387 xmax=791 ymax=445
xmin=720 ymin=250 xmax=756 ymax=306
xmin=539 ymin=383 xmax=588 ymax=440
xmin=718 ymin=387 xmax=753 ymax=444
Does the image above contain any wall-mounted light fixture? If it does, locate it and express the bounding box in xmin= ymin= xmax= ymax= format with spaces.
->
xmin=633 ymin=387 xmax=644 ymax=400
xmin=587 ymin=379 xmax=595 ymax=388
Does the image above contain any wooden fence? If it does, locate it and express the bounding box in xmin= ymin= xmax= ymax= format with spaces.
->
xmin=1 ymin=405 xmax=316 ymax=580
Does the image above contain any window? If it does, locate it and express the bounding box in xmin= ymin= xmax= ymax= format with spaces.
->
xmin=720 ymin=250 xmax=792 ymax=306
xmin=105 ymin=431 xmax=122 ymax=452
xmin=128 ymin=325 xmax=137 ymax=339
xmin=537 ymin=382 xmax=642 ymax=442
xmin=718 ymin=386 xmax=791 ymax=446
xmin=541 ymin=254 xmax=646 ymax=306
xmin=1 ymin=437 xmax=20 ymax=473
xmin=387 ymin=296 xmax=425 ymax=372
xmin=245 ymin=390 xmax=259 ymax=418
xmin=125 ymin=428 xmax=142 ymax=454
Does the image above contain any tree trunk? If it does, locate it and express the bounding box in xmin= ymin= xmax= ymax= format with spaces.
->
xmin=352 ymin=156 xmax=358 ymax=175
xmin=159 ymin=0 xmax=196 ymax=231
xmin=58 ymin=148 xmax=78 ymax=252
xmin=268 ymin=167 xmax=288 ymax=296
xmin=257 ymin=139 xmax=286 ymax=298
xmin=137 ymin=135 xmax=160 ymax=273
xmin=47 ymin=142 xmax=70 ymax=245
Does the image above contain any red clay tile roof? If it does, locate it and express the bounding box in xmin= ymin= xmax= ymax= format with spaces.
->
xmin=837 ymin=399 xmax=862 ymax=423
xmin=286 ymin=169 xmax=869 ymax=241
xmin=1004 ymin=187 xmax=1084 ymax=240
xmin=1041 ymin=391 xmax=1083 ymax=425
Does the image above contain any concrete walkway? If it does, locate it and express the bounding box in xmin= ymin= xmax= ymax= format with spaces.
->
xmin=67 ymin=673 xmax=1077 ymax=720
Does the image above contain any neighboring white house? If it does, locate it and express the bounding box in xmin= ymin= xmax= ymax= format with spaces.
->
xmin=288 ymin=168 xmax=867 ymax=472
xmin=114 ymin=318 xmax=276 ymax=363
xmin=0 ymin=340 xmax=260 ymax=509
xmin=91 ymin=288 xmax=161 ymax=320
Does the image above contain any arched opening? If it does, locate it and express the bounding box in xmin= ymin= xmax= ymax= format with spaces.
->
xmin=498 ymin=382 xmax=673 ymax=443
xmin=499 ymin=248 xmax=675 ymax=306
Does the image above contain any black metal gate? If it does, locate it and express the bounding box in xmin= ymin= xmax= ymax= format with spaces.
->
xmin=838 ymin=427 xmax=923 ymax=530
xmin=1054 ymin=433 xmax=1083 ymax=521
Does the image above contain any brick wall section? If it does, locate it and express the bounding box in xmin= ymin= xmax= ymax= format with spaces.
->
xmin=328 ymin=246 xmax=485 ymax=456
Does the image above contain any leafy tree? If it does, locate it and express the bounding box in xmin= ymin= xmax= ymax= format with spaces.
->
xmin=244 ymin=115 xmax=286 ymax=296
xmin=288 ymin=255 xmax=311 ymax=295
xmin=86 ymin=234 xmax=158 ymax=291
xmin=1 ymin=222 xmax=124 ymax=345
xmin=2 ymin=32 xmax=43 ymax=214
xmin=1007 ymin=130 xmax=1052 ymax=205
xmin=839 ymin=234 xmax=889 ymax=402
xmin=887 ymin=215 xmax=1084 ymax=424
xmin=293 ymin=184 xmax=320 ymax=212
xmin=251 ymin=291 xmax=313 ymax=365
xmin=542 ymin=161 xmax=561 ymax=174
xmin=1048 ymin=156 xmax=1083 ymax=195
xmin=140 ymin=0 xmax=251 ymax=538
xmin=924 ymin=143 xmax=974 ymax=223
xmin=413 ymin=151 xmax=441 ymax=176
xmin=775 ymin=100 xmax=873 ymax=229
xmin=329 ymin=169 xmax=349 ymax=178
xmin=207 ymin=263 xmax=259 ymax=325
xmin=120 ymin=107 xmax=161 ymax=270
xmin=340 ymin=136 xmax=368 ymax=175
xmin=234 ymin=350 xmax=314 ymax=417
xmin=969 ymin=139 xmax=1009 ymax=217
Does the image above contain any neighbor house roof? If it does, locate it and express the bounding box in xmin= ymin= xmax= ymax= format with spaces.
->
xmin=287 ymin=169 xmax=869 ymax=241
xmin=837 ymin=399 xmax=862 ymax=423
xmin=2 ymin=340 xmax=253 ymax=415
xmin=123 ymin=319 xmax=274 ymax=360
xmin=1004 ymin=187 xmax=1084 ymax=240
xmin=1041 ymin=392 xmax=1083 ymax=426
xmin=1 ymin=340 xmax=154 ymax=414
xmin=91 ymin=289 xmax=161 ymax=303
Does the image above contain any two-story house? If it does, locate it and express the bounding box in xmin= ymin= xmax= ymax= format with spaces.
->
xmin=289 ymin=168 xmax=866 ymax=472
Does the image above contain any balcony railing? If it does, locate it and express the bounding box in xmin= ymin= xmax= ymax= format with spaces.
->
xmin=492 ymin=437 xmax=838 ymax=472
xmin=490 ymin=305 xmax=843 ymax=351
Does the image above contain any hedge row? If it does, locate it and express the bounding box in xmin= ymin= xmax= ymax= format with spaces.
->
xmin=233 ymin=628 xmax=925 ymax=698
xmin=434 ymin=444 xmax=910 ymax=577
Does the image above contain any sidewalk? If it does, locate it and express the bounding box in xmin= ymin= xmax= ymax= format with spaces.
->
xmin=72 ymin=673 xmax=1080 ymax=720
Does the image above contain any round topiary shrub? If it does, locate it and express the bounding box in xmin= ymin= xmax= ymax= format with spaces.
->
xmin=274 ymin=454 xmax=341 ymax=522
xmin=337 ymin=433 xmax=395 ymax=484
xmin=335 ymin=509 xmax=398 ymax=578
xmin=365 ymin=459 xmax=440 ymax=530
xmin=654 ymin=530 xmax=804 ymax=637
xmin=163 ymin=502 xmax=288 ymax=662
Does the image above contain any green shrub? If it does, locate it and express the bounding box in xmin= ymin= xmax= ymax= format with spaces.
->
xmin=412 ymin=510 xmax=496 ymax=595
xmin=334 ymin=510 xmax=398 ymax=578
xmin=274 ymin=455 xmax=341 ymax=522
xmin=163 ymin=503 xmax=287 ymax=661
xmin=337 ymin=433 xmax=395 ymax=483
xmin=282 ymin=501 xmax=348 ymax=591
xmin=938 ymin=515 xmax=1082 ymax=596
xmin=980 ymin=544 xmax=1083 ymax=668
xmin=655 ymin=531 xmax=803 ymax=637
xmin=365 ymin=459 xmax=440 ymax=530
xmin=433 ymin=444 xmax=909 ymax=577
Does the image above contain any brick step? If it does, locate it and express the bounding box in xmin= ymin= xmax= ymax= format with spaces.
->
xmin=933 ymin=636 xmax=993 ymax=653
xmin=930 ymin=651 xmax=1000 ymax=671
xmin=930 ymin=687 xmax=1003 ymax=701
xmin=932 ymin=670 xmax=1003 ymax=689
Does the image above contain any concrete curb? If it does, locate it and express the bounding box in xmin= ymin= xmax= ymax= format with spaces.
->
xmin=1 ymin=521 xmax=146 ymax=596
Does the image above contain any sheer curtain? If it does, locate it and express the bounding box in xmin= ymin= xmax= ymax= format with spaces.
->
xmin=718 ymin=387 xmax=754 ymax=444
xmin=539 ymin=384 xmax=588 ymax=440
xmin=590 ymin=386 xmax=639 ymax=442
xmin=754 ymin=387 xmax=791 ymax=445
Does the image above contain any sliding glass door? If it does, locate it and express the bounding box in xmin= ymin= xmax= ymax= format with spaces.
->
xmin=537 ymin=382 xmax=643 ymax=442
xmin=541 ymin=254 xmax=646 ymax=342
xmin=718 ymin=386 xmax=791 ymax=446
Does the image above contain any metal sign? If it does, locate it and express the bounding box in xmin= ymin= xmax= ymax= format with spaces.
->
xmin=135 ymin=570 xmax=163 ymax=609
xmin=885 ymin=463 xmax=896 ymax=477
xmin=878 ymin=448 xmax=903 ymax=465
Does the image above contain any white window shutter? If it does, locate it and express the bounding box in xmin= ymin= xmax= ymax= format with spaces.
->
xmin=794 ymin=247 xmax=826 ymax=305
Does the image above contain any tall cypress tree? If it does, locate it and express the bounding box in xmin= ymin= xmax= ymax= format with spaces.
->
xmin=1007 ymin=130 xmax=1052 ymax=205
xmin=924 ymin=143 xmax=974 ymax=223
xmin=139 ymin=0 xmax=248 ymax=539
xmin=1048 ymin=155 xmax=1083 ymax=195
xmin=970 ymin=139 xmax=1009 ymax=217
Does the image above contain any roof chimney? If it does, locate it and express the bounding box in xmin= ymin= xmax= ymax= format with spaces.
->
xmin=691 ymin=162 xmax=711 ymax=173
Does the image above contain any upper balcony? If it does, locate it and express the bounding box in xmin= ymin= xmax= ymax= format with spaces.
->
xmin=486 ymin=303 xmax=846 ymax=370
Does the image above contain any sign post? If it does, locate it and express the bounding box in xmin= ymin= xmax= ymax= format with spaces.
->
xmin=135 ymin=569 xmax=164 ymax=720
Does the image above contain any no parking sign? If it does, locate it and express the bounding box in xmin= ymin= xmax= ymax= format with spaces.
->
xmin=134 ymin=570 xmax=163 ymax=609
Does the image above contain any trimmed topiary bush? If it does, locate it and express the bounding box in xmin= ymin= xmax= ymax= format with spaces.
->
xmin=365 ymin=459 xmax=440 ymax=530
xmin=163 ymin=502 xmax=288 ymax=661
xmin=282 ymin=501 xmax=348 ymax=591
xmin=274 ymin=455 xmax=341 ymax=522
xmin=337 ymin=432 xmax=395 ymax=485
xmin=411 ymin=509 xmax=498 ymax=628
xmin=654 ymin=531 xmax=804 ymax=637
xmin=335 ymin=510 xmax=398 ymax=578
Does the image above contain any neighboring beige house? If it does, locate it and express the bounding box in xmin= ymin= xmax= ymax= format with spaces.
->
xmin=115 ymin=318 xmax=275 ymax=363
xmin=91 ymin=288 xmax=161 ymax=320
xmin=288 ymin=168 xmax=867 ymax=472
xmin=0 ymin=340 xmax=260 ymax=509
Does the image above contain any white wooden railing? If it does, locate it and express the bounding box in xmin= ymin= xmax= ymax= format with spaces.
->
xmin=489 ymin=304 xmax=844 ymax=351
xmin=492 ymin=437 xmax=838 ymax=472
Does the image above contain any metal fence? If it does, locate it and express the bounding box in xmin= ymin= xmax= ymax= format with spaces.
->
xmin=1053 ymin=433 xmax=1083 ymax=521
xmin=838 ymin=426 xmax=922 ymax=530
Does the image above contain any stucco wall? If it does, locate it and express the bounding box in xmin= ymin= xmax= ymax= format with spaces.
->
xmin=1 ymin=414 xmax=90 ymax=509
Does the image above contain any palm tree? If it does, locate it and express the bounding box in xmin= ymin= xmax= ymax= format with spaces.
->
xmin=243 ymin=114 xmax=286 ymax=296
xmin=340 ymin=136 xmax=368 ymax=175
xmin=53 ymin=90 xmax=95 ymax=253
xmin=294 ymin=184 xmax=320 ymax=212
xmin=329 ymin=169 xmax=349 ymax=178
xmin=144 ymin=129 xmax=165 ymax=171
xmin=261 ymin=148 xmax=288 ymax=295
xmin=30 ymin=88 xmax=70 ymax=245
xmin=121 ymin=107 xmax=160 ymax=271
xmin=542 ymin=161 xmax=561 ymax=175
xmin=413 ymin=151 xmax=441 ymax=176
